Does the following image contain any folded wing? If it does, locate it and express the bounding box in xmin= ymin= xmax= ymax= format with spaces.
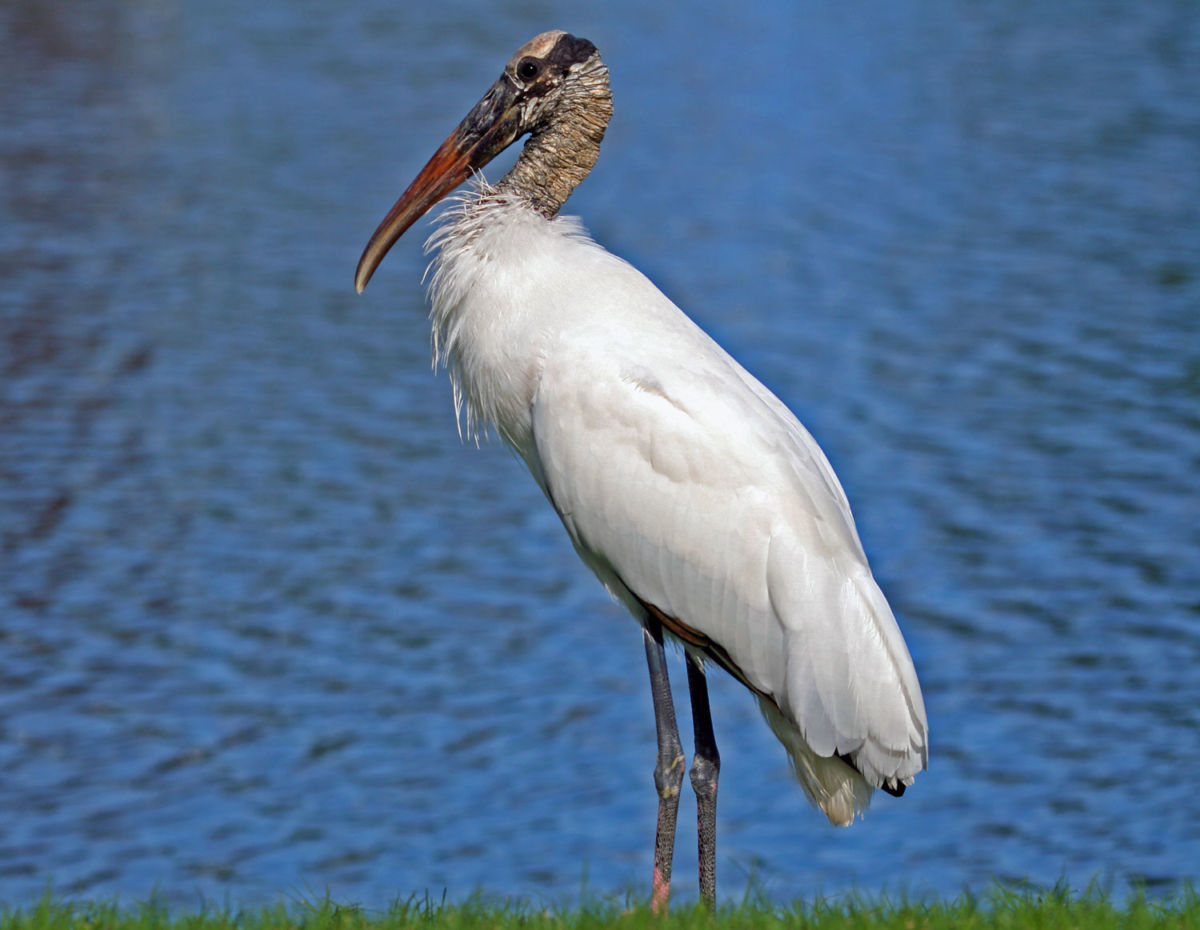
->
xmin=524 ymin=270 xmax=927 ymax=823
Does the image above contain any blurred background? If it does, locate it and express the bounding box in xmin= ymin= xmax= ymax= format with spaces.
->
xmin=1 ymin=0 xmax=1198 ymax=911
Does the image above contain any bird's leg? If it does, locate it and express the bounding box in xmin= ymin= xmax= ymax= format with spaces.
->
xmin=642 ymin=619 xmax=684 ymax=914
xmin=686 ymin=653 xmax=720 ymax=911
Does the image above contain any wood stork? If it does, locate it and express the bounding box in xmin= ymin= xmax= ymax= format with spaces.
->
xmin=354 ymin=30 xmax=928 ymax=911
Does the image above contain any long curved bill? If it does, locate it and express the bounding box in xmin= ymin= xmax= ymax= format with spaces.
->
xmin=355 ymin=76 xmax=525 ymax=294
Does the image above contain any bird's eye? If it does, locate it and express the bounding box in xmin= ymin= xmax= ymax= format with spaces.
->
xmin=516 ymin=58 xmax=540 ymax=82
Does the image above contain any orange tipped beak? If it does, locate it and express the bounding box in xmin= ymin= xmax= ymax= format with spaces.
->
xmin=355 ymin=76 xmax=525 ymax=294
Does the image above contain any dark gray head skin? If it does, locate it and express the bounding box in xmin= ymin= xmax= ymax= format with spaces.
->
xmin=355 ymin=30 xmax=612 ymax=294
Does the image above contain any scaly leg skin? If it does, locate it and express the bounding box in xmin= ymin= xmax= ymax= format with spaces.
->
xmin=643 ymin=620 xmax=684 ymax=914
xmin=686 ymin=653 xmax=720 ymax=910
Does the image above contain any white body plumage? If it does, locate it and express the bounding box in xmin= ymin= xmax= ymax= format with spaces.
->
xmin=426 ymin=186 xmax=928 ymax=826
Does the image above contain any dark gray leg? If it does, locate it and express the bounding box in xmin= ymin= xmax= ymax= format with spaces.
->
xmin=686 ymin=652 xmax=720 ymax=910
xmin=643 ymin=619 xmax=684 ymax=913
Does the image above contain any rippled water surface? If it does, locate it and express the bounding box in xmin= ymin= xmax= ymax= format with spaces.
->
xmin=2 ymin=0 xmax=1199 ymax=909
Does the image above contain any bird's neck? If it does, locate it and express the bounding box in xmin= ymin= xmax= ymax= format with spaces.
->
xmin=497 ymin=59 xmax=613 ymax=217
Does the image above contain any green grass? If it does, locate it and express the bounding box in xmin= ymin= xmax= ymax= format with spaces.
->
xmin=3 ymin=885 xmax=1198 ymax=930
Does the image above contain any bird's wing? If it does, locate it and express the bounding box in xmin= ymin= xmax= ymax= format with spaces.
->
xmin=526 ymin=290 xmax=927 ymax=790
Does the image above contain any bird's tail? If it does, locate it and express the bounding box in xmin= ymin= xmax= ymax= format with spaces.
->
xmin=758 ymin=697 xmax=873 ymax=827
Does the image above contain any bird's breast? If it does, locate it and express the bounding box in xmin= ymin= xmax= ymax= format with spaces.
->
xmin=424 ymin=201 xmax=543 ymax=447
xmin=425 ymin=193 xmax=629 ymax=451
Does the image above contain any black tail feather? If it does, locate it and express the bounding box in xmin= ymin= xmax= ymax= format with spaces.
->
xmin=835 ymin=751 xmax=907 ymax=797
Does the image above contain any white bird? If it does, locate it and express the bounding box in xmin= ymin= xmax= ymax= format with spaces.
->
xmin=355 ymin=30 xmax=928 ymax=912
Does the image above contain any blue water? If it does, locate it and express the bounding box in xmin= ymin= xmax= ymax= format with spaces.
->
xmin=2 ymin=0 xmax=1198 ymax=910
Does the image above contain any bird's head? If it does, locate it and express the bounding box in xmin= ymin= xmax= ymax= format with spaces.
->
xmin=355 ymin=30 xmax=610 ymax=294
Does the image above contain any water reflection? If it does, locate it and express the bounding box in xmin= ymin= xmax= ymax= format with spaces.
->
xmin=2 ymin=0 xmax=1198 ymax=910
